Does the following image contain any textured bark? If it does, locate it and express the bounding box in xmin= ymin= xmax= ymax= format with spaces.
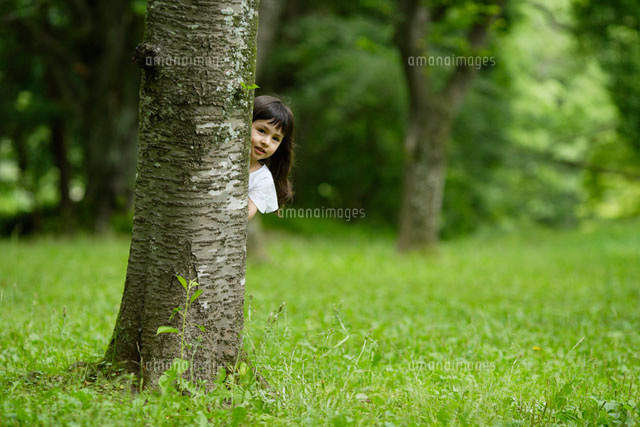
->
xmin=394 ymin=0 xmax=504 ymax=251
xmin=103 ymin=0 xmax=260 ymax=388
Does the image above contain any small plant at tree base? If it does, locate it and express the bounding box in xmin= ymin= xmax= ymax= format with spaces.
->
xmin=156 ymin=274 xmax=206 ymax=394
xmin=240 ymin=81 xmax=260 ymax=93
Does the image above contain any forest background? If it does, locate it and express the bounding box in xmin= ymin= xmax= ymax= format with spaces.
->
xmin=1 ymin=0 xmax=638 ymax=239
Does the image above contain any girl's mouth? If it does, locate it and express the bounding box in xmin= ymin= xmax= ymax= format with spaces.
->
xmin=254 ymin=146 xmax=266 ymax=155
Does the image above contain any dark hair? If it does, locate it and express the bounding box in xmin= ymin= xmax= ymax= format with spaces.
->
xmin=253 ymin=95 xmax=295 ymax=208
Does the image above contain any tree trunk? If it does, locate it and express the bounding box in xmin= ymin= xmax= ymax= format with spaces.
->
xmin=82 ymin=90 xmax=139 ymax=232
xmin=394 ymin=0 xmax=504 ymax=251
xmin=397 ymin=103 xmax=453 ymax=250
xmin=103 ymin=0 xmax=260 ymax=389
xmin=247 ymin=216 xmax=271 ymax=262
xmin=256 ymin=0 xmax=286 ymax=82
xmin=44 ymin=68 xmax=75 ymax=230
xmin=50 ymin=118 xmax=74 ymax=230
xmin=81 ymin=3 xmax=142 ymax=232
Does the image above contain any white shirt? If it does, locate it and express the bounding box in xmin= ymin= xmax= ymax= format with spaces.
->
xmin=249 ymin=164 xmax=279 ymax=214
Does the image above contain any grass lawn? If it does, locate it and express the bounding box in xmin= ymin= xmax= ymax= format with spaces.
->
xmin=0 ymin=219 xmax=639 ymax=425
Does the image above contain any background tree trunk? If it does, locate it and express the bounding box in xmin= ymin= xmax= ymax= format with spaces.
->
xmin=256 ymin=0 xmax=286 ymax=83
xmin=103 ymin=0 xmax=260 ymax=388
xmin=50 ymin=118 xmax=74 ymax=229
xmin=397 ymin=102 xmax=453 ymax=249
xmin=80 ymin=2 xmax=142 ymax=231
xmin=246 ymin=0 xmax=286 ymax=258
xmin=247 ymin=216 xmax=271 ymax=262
xmin=394 ymin=0 xmax=505 ymax=251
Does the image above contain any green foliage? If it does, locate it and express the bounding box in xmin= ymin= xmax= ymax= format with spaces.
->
xmin=0 ymin=0 xmax=143 ymax=233
xmin=0 ymin=21 xmax=70 ymax=222
xmin=1 ymin=219 xmax=639 ymax=424
xmin=573 ymin=0 xmax=640 ymax=151
xmin=1 ymin=0 xmax=638 ymax=239
xmin=263 ymin=13 xmax=407 ymax=225
xmin=240 ymin=82 xmax=260 ymax=93
xmin=259 ymin=0 xmax=639 ymax=239
xmin=442 ymin=0 xmax=640 ymax=236
xmin=570 ymin=0 xmax=640 ymax=218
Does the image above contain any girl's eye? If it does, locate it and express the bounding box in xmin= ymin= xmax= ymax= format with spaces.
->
xmin=273 ymin=137 xmax=280 ymax=143
xmin=258 ymin=128 xmax=265 ymax=134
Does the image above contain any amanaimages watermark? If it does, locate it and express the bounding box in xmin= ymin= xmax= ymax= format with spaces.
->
xmin=277 ymin=206 xmax=365 ymax=221
xmin=408 ymin=55 xmax=496 ymax=69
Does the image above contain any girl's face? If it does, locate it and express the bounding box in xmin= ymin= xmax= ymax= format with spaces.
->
xmin=251 ymin=119 xmax=284 ymax=163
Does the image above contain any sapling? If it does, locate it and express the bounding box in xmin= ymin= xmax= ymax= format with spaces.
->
xmin=156 ymin=274 xmax=206 ymax=391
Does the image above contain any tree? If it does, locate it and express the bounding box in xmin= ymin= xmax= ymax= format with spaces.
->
xmin=256 ymin=0 xmax=287 ymax=83
xmin=393 ymin=0 xmax=506 ymax=250
xmin=102 ymin=0 xmax=260 ymax=388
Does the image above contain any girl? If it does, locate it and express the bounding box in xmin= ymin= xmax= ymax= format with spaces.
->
xmin=248 ymin=95 xmax=295 ymax=221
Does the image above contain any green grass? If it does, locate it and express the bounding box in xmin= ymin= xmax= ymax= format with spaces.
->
xmin=1 ymin=219 xmax=639 ymax=425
